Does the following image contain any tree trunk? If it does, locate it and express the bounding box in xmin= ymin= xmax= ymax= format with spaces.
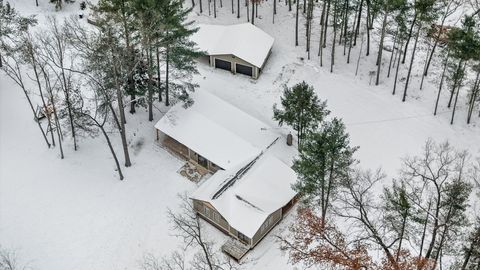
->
xmin=402 ymin=12 xmax=417 ymax=64
xmin=232 ymin=0 xmax=234 ymax=13
xmin=448 ymin=60 xmax=463 ymax=108
xmin=417 ymin=200 xmax=432 ymax=267
xmin=214 ymin=0 xmax=217 ymax=18
xmin=21 ymin=82 xmax=51 ymax=148
xmin=387 ymin=27 xmax=398 ymax=78
xmin=97 ymin=122 xmax=124 ymax=181
xmin=434 ymin=50 xmax=449 ymax=115
xmin=375 ymin=10 xmax=388 ymax=85
xmin=392 ymin=40 xmax=403 ymax=95
xmin=402 ymin=24 xmax=420 ymax=102
xmin=425 ymin=189 xmax=442 ymax=260
xmin=200 ymin=0 xmax=203 ymax=12
xmin=148 ymin=48 xmax=154 ymax=122
xmin=424 ymin=7 xmax=449 ymax=76
xmin=237 ymin=0 xmax=240 ymax=18
xmin=288 ymin=0 xmax=292 ymax=11
xmin=330 ymin=0 xmax=337 ymax=73
xmin=295 ymin=0 xmax=299 ymax=46
xmin=347 ymin=1 xmax=359 ymax=63
xmin=156 ymin=47 xmax=162 ymax=102
xmin=112 ymin=57 xmax=132 ymax=168
xmin=353 ymin=0 xmax=363 ymax=46
xmin=419 ymin=43 xmax=431 ymax=90
xmin=251 ymin=1 xmax=255 ymax=24
xmin=319 ymin=0 xmax=326 ymax=65
xmin=365 ymin=0 xmax=371 ymax=56
xmin=165 ymin=46 xmax=170 ymax=107
xmin=323 ymin=0 xmax=331 ymax=48
xmin=467 ymin=70 xmax=480 ymax=124
xmin=450 ymin=64 xmax=466 ymax=125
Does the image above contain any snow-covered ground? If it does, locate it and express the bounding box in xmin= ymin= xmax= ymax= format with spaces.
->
xmin=1 ymin=0 xmax=479 ymax=269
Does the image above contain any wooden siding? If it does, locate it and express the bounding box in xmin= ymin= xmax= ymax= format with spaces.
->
xmin=251 ymin=208 xmax=282 ymax=246
xmin=158 ymin=133 xmax=222 ymax=173
xmin=193 ymin=200 xmax=230 ymax=232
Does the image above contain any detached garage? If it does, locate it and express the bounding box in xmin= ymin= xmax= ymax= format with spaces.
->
xmin=192 ymin=23 xmax=274 ymax=79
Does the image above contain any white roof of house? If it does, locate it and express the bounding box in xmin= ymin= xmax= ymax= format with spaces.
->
xmin=191 ymin=153 xmax=298 ymax=238
xmin=154 ymin=90 xmax=278 ymax=170
xmin=192 ymin=23 xmax=274 ymax=68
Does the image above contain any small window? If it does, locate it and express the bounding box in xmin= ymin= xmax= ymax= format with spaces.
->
xmin=204 ymin=206 xmax=210 ymax=217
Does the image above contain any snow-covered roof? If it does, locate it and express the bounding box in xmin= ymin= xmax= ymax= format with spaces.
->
xmin=191 ymin=153 xmax=298 ymax=238
xmin=192 ymin=23 xmax=274 ymax=68
xmin=154 ymin=90 xmax=278 ymax=170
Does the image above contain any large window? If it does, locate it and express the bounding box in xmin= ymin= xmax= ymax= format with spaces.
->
xmin=204 ymin=206 xmax=210 ymax=217
xmin=198 ymin=155 xmax=208 ymax=169
xmin=238 ymin=232 xmax=249 ymax=244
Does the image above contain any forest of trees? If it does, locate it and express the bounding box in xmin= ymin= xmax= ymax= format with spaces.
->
xmin=184 ymin=0 xmax=480 ymax=125
xmin=0 ymin=0 xmax=202 ymax=179
xmin=1 ymin=1 xmax=480 ymax=269
xmin=274 ymin=82 xmax=480 ymax=270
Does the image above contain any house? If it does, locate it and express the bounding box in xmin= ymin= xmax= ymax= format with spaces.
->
xmin=154 ymin=90 xmax=278 ymax=173
xmin=428 ymin=24 xmax=457 ymax=44
xmin=192 ymin=23 xmax=274 ymax=79
xmin=190 ymin=152 xmax=298 ymax=258
xmin=154 ymin=90 xmax=298 ymax=259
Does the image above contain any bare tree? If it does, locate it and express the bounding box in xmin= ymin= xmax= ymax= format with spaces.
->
xmin=165 ymin=194 xmax=239 ymax=270
xmin=0 ymin=248 xmax=28 ymax=270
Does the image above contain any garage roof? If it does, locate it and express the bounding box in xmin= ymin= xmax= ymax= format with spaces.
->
xmin=192 ymin=23 xmax=274 ymax=68
xmin=154 ymin=90 xmax=278 ymax=170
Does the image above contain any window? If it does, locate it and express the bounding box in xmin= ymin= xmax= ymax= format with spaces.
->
xmin=204 ymin=206 xmax=210 ymax=217
xmin=262 ymin=216 xmax=273 ymax=233
xmin=212 ymin=212 xmax=219 ymax=222
xmin=238 ymin=232 xmax=249 ymax=244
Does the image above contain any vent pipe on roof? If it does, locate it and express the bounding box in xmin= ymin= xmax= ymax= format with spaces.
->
xmin=286 ymin=133 xmax=293 ymax=146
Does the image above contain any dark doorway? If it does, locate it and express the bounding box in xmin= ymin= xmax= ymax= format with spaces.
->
xmin=214 ymin=59 xmax=232 ymax=71
xmin=236 ymin=63 xmax=253 ymax=77
xmin=198 ymin=155 xmax=208 ymax=169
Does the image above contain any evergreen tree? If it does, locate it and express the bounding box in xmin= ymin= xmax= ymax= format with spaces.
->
xmin=293 ymin=117 xmax=357 ymax=223
xmin=273 ymin=81 xmax=330 ymax=148
xmin=446 ymin=16 xmax=480 ymax=124
xmin=157 ymin=0 xmax=203 ymax=107
xmin=382 ymin=179 xmax=413 ymax=262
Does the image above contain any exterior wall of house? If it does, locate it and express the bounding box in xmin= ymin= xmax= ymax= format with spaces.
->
xmin=192 ymin=199 xmax=291 ymax=248
xmin=251 ymin=208 xmax=283 ymax=246
xmin=210 ymin=54 xmax=260 ymax=79
xmin=193 ymin=199 xmax=232 ymax=234
xmin=157 ymin=131 xmax=221 ymax=173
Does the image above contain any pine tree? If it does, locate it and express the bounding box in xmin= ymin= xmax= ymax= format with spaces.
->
xmin=158 ymin=0 xmax=203 ymax=106
xmin=446 ymin=16 xmax=480 ymax=124
xmin=382 ymin=180 xmax=413 ymax=262
xmin=273 ymin=81 xmax=330 ymax=148
xmin=293 ymin=118 xmax=358 ymax=223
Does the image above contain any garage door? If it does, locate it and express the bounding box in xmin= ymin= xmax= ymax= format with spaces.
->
xmin=236 ymin=63 xmax=253 ymax=77
xmin=214 ymin=59 xmax=231 ymax=71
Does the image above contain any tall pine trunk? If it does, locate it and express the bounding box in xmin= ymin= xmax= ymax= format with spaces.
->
xmin=434 ymin=50 xmax=449 ymax=115
xmin=165 ymin=46 xmax=170 ymax=106
xmin=402 ymin=24 xmax=420 ymax=102
xmin=402 ymin=12 xmax=417 ymax=64
xmin=392 ymin=40 xmax=403 ymax=95
xmin=467 ymin=70 xmax=480 ymax=124
xmin=387 ymin=27 xmax=398 ymax=78
xmin=156 ymin=47 xmax=162 ymax=102
xmin=330 ymin=0 xmax=337 ymax=73
xmin=295 ymin=0 xmax=299 ymax=46
xmin=375 ymin=10 xmax=388 ymax=85
xmin=353 ymin=0 xmax=363 ymax=46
